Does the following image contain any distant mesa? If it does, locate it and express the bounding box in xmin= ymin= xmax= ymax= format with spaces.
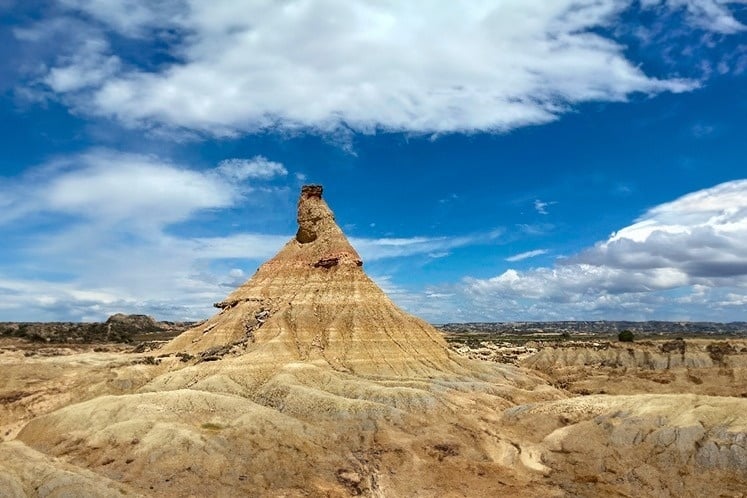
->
xmin=0 ymin=313 xmax=190 ymax=344
xmin=105 ymin=313 xmax=158 ymax=328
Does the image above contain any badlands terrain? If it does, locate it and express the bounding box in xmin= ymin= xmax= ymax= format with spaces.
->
xmin=1 ymin=185 xmax=746 ymax=497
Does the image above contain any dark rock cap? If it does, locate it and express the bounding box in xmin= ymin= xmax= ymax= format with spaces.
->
xmin=300 ymin=184 xmax=323 ymax=199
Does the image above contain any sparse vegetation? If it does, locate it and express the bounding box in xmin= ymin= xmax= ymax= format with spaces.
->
xmin=176 ymin=352 xmax=194 ymax=362
xmin=618 ymin=330 xmax=635 ymax=342
xmin=201 ymin=422 xmax=223 ymax=431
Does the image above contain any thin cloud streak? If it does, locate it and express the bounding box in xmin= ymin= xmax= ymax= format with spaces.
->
xmin=506 ymin=249 xmax=548 ymax=262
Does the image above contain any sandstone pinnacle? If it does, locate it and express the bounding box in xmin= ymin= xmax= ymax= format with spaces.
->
xmin=161 ymin=185 xmax=461 ymax=377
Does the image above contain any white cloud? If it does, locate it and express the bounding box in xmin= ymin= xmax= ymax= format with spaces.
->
xmin=0 ymin=150 xmax=246 ymax=227
xmin=0 ymin=227 xmax=498 ymax=321
xmin=216 ymin=156 xmax=287 ymax=181
xmin=458 ymin=179 xmax=747 ymax=321
xmin=228 ymin=268 xmax=244 ymax=278
xmin=517 ymin=223 xmax=555 ymax=236
xmin=23 ymin=0 xmax=733 ymax=136
xmin=57 ymin=0 xmax=186 ymax=37
xmin=0 ymin=150 xmax=293 ymax=320
xmin=3 ymin=152 xmax=745 ymax=323
xmin=44 ymin=37 xmax=120 ymax=92
xmin=581 ymin=179 xmax=747 ymax=278
xmin=0 ymin=227 xmax=292 ymax=322
xmin=506 ymin=249 xmax=548 ymax=262
xmin=691 ymin=122 xmax=716 ymax=138
xmin=534 ymin=199 xmax=556 ymax=215
xmin=367 ymin=274 xmax=462 ymax=322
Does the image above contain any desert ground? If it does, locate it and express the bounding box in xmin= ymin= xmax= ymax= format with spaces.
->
xmin=1 ymin=186 xmax=746 ymax=497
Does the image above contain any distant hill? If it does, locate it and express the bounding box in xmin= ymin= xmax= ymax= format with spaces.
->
xmin=0 ymin=314 xmax=196 ymax=344
xmin=437 ymin=321 xmax=747 ymax=336
xmin=5 ymin=316 xmax=745 ymax=345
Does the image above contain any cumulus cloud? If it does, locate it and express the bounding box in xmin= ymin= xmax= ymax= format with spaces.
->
xmin=0 ymin=150 xmax=251 ymax=227
xmin=0 ymin=150 xmax=293 ymax=320
xmin=43 ymin=36 xmax=120 ymax=93
xmin=20 ymin=0 xmax=741 ymax=136
xmin=576 ymin=179 xmax=747 ymax=279
xmin=459 ymin=179 xmax=747 ymax=321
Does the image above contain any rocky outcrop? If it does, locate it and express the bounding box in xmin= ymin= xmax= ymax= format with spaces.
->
xmin=296 ymin=184 xmax=325 ymax=243
xmin=502 ymin=395 xmax=747 ymax=497
xmin=0 ymin=314 xmax=192 ymax=344
xmin=0 ymin=441 xmax=137 ymax=496
xmin=520 ymin=339 xmax=747 ymax=371
xmin=160 ymin=185 xmax=461 ymax=377
xmin=505 ymin=339 xmax=747 ymax=398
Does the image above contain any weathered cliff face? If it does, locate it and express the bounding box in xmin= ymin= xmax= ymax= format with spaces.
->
xmin=502 ymin=394 xmax=747 ymax=497
xmin=161 ymin=185 xmax=462 ymax=378
xmin=519 ymin=339 xmax=747 ymax=397
xmin=521 ymin=339 xmax=747 ymax=371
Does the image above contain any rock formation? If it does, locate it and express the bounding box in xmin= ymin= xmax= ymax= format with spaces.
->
xmin=161 ymin=184 xmax=464 ymax=377
xmin=2 ymin=185 xmax=747 ymax=497
xmin=0 ymin=314 xmax=190 ymax=344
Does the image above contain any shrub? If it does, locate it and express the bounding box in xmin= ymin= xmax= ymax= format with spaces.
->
xmin=201 ymin=422 xmax=223 ymax=431
xmin=618 ymin=330 xmax=635 ymax=342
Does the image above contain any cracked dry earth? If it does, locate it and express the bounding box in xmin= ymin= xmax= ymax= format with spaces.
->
xmin=1 ymin=185 xmax=747 ymax=497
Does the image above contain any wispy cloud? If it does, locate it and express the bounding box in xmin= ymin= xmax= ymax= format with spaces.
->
xmin=690 ymin=122 xmax=716 ymax=138
xmin=516 ymin=223 xmax=555 ymax=236
xmin=216 ymin=157 xmax=287 ymax=181
xmin=506 ymin=249 xmax=548 ymax=262
xmin=534 ymin=199 xmax=556 ymax=215
xmin=17 ymin=1 xmax=732 ymax=137
xmin=640 ymin=0 xmax=747 ymax=34
xmin=0 ymin=149 xmax=291 ymax=228
xmin=351 ymin=229 xmax=502 ymax=262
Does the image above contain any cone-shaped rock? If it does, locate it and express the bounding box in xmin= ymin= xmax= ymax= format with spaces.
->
xmin=162 ymin=185 xmax=459 ymax=376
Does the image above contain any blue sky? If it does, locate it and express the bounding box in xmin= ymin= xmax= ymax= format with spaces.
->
xmin=1 ymin=0 xmax=746 ymax=323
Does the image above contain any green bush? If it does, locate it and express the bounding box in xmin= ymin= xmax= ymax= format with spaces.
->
xmin=201 ymin=422 xmax=223 ymax=431
xmin=618 ymin=330 xmax=635 ymax=342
